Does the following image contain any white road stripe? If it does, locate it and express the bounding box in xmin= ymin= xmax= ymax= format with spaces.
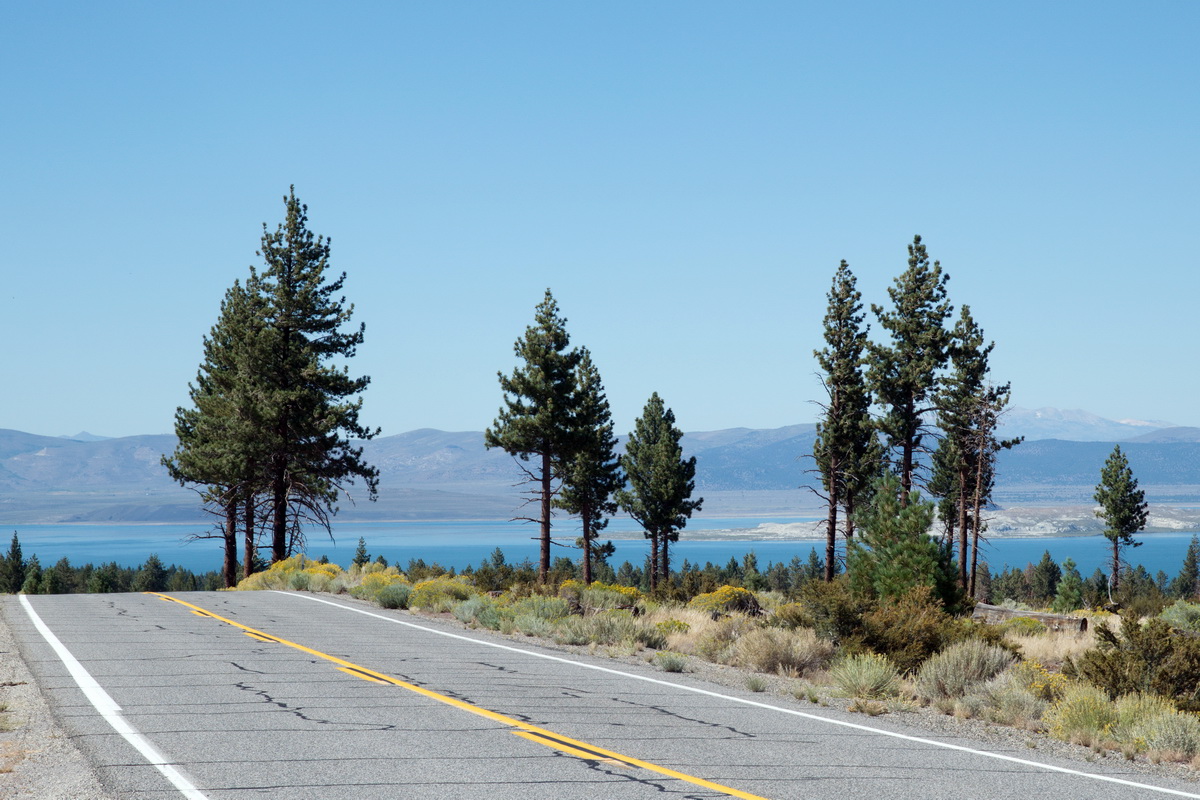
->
xmin=282 ymin=590 xmax=1200 ymax=799
xmin=19 ymin=595 xmax=209 ymax=800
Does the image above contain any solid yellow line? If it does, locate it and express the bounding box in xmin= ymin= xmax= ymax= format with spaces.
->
xmin=149 ymin=593 xmax=771 ymax=800
xmin=512 ymin=730 xmax=627 ymax=767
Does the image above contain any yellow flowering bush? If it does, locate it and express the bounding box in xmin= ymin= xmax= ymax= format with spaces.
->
xmin=689 ymin=585 xmax=761 ymax=616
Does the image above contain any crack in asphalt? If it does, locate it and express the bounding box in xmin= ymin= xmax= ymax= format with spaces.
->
xmin=231 ymin=681 xmax=398 ymax=730
xmin=609 ymin=697 xmax=757 ymax=739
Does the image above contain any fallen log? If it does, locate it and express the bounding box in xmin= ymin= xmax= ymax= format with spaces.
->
xmin=971 ymin=603 xmax=1088 ymax=633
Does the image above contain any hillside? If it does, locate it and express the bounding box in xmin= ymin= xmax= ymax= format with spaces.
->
xmin=3 ymin=411 xmax=1200 ymax=523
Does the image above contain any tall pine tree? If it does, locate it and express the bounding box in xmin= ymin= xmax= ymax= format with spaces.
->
xmin=812 ymin=261 xmax=880 ymax=581
xmin=485 ymin=289 xmax=582 ymax=583
xmin=868 ymin=235 xmax=953 ymax=506
xmin=1094 ymin=445 xmax=1148 ymax=597
xmin=617 ymin=393 xmax=703 ymax=590
xmin=255 ymin=187 xmax=379 ymax=563
xmin=163 ymin=278 xmax=269 ymax=585
xmin=555 ymin=349 xmax=623 ymax=584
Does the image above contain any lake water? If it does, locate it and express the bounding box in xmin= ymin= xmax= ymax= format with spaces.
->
xmin=7 ymin=518 xmax=1199 ymax=580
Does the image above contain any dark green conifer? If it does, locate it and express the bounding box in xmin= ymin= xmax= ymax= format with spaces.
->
xmin=616 ymin=393 xmax=703 ymax=590
xmin=485 ymin=289 xmax=582 ymax=583
xmin=868 ymin=236 xmax=953 ymax=506
xmin=1094 ymin=445 xmax=1148 ymax=597
xmin=255 ymin=187 xmax=379 ymax=563
xmin=812 ymin=261 xmax=880 ymax=580
xmin=555 ymin=349 xmax=623 ymax=584
xmin=847 ymin=473 xmax=962 ymax=612
xmin=1170 ymin=535 xmax=1200 ymax=600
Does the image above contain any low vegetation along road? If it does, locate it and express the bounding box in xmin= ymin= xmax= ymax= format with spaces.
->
xmin=8 ymin=591 xmax=1200 ymax=799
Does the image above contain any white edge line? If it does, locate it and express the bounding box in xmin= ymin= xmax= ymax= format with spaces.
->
xmin=19 ymin=595 xmax=209 ymax=800
xmin=278 ymin=590 xmax=1200 ymax=800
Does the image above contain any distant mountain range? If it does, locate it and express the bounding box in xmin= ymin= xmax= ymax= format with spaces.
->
xmin=3 ymin=408 xmax=1199 ymax=524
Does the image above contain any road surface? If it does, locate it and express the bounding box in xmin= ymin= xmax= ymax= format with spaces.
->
xmin=9 ymin=591 xmax=1200 ymax=799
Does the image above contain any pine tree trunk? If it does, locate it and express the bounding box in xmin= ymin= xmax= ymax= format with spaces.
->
xmin=243 ymin=488 xmax=256 ymax=580
xmin=582 ymin=512 xmax=593 ymax=585
xmin=661 ymin=534 xmax=670 ymax=585
xmin=957 ymin=468 xmax=970 ymax=591
xmin=1111 ymin=539 xmax=1121 ymax=598
xmin=649 ymin=534 xmax=659 ymax=591
xmin=825 ymin=462 xmax=839 ymax=582
xmin=539 ymin=450 xmax=551 ymax=584
xmin=271 ymin=469 xmax=288 ymax=564
xmin=969 ymin=451 xmax=985 ymax=598
xmin=222 ymin=496 xmax=238 ymax=588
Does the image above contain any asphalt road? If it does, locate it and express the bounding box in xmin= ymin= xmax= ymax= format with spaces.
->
xmin=9 ymin=590 xmax=1200 ymax=800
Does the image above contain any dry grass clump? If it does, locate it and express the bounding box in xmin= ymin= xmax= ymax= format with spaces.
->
xmin=1007 ymin=627 xmax=1096 ymax=670
xmin=731 ymin=627 xmax=833 ymax=677
xmin=829 ymin=652 xmax=901 ymax=699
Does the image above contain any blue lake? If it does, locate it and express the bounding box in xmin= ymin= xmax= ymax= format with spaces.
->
xmin=7 ymin=518 xmax=1198 ymax=580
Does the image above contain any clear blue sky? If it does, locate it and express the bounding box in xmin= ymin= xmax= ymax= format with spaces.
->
xmin=2 ymin=2 xmax=1197 ymax=439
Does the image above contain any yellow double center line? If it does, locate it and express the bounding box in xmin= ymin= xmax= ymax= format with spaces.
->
xmin=151 ymin=593 xmax=769 ymax=800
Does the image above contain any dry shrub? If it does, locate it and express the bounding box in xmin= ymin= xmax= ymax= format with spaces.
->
xmin=967 ymin=670 xmax=1048 ymax=729
xmin=692 ymin=615 xmax=759 ymax=664
xmin=915 ymin=639 xmax=1015 ymax=701
xmin=1045 ymin=682 xmax=1117 ymax=747
xmin=732 ymin=627 xmax=832 ymax=676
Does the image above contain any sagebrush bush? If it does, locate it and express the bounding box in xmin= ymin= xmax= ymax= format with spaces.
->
xmin=508 ymin=595 xmax=572 ymax=621
xmin=1160 ymin=600 xmax=1200 ymax=635
xmin=829 ymin=653 xmax=901 ymax=699
xmin=731 ymin=627 xmax=832 ymax=676
xmin=452 ymin=596 xmax=500 ymax=627
xmin=966 ymin=670 xmax=1047 ymax=729
xmin=915 ymin=639 xmax=1014 ymax=701
xmin=1136 ymin=709 xmax=1200 ymax=759
xmin=693 ymin=615 xmax=758 ymax=664
xmin=548 ymin=610 xmax=666 ymax=649
xmin=376 ymin=582 xmax=412 ymax=610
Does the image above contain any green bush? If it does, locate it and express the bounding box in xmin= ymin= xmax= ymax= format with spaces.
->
xmin=797 ymin=578 xmax=868 ymax=645
xmin=860 ymin=585 xmax=965 ymax=673
xmin=452 ymin=596 xmax=501 ymax=628
xmin=1160 ymin=600 xmax=1200 ymax=634
xmin=376 ymin=583 xmax=411 ymax=610
xmin=1067 ymin=614 xmax=1200 ymax=710
xmin=829 ymin=652 xmax=901 ymax=699
xmin=915 ymin=639 xmax=1015 ymax=701
xmin=289 ymin=571 xmax=311 ymax=591
xmin=508 ymin=595 xmax=572 ymax=621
